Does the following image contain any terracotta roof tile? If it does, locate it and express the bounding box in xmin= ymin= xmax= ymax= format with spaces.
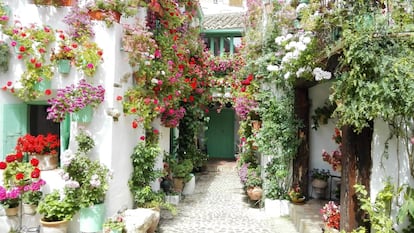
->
xmin=202 ymin=12 xmax=245 ymax=30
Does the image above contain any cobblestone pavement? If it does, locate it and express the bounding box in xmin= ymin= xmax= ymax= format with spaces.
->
xmin=158 ymin=162 xmax=298 ymax=233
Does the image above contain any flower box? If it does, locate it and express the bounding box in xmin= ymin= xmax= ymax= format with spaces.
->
xmin=88 ymin=10 xmax=121 ymax=23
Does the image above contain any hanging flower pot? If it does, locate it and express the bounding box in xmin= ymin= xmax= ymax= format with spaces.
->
xmin=56 ymin=59 xmax=71 ymax=74
xmin=79 ymin=203 xmax=105 ymax=232
xmin=71 ymin=105 xmax=94 ymax=123
xmin=34 ymin=78 xmax=51 ymax=92
xmin=88 ymin=10 xmax=121 ymax=23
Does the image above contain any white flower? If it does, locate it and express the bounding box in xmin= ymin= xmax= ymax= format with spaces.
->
xmin=284 ymin=72 xmax=291 ymax=80
xmin=151 ymin=78 xmax=159 ymax=84
xmin=285 ymin=33 xmax=293 ymax=40
xmin=296 ymin=67 xmax=307 ymax=77
xmin=312 ymin=67 xmax=332 ymax=81
xmin=296 ymin=3 xmax=308 ymax=13
xmin=161 ymin=70 xmax=165 ymax=76
xmin=285 ymin=41 xmax=297 ymax=50
xmin=65 ymin=179 xmax=80 ymax=189
xmin=296 ymin=41 xmax=307 ymax=51
xmin=267 ymin=65 xmax=280 ymax=72
xmin=275 ymin=36 xmax=285 ymax=45
xmin=302 ymin=36 xmax=311 ymax=44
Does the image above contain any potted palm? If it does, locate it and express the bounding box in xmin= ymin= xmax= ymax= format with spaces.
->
xmin=38 ymin=189 xmax=78 ymax=233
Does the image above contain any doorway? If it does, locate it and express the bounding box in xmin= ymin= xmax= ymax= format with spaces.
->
xmin=206 ymin=108 xmax=235 ymax=159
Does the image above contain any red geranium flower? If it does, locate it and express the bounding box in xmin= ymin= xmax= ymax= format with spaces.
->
xmin=16 ymin=172 xmax=24 ymax=180
xmin=0 ymin=162 xmax=7 ymax=169
xmin=5 ymin=154 xmax=17 ymax=163
xmin=31 ymin=168 xmax=40 ymax=178
xmin=30 ymin=158 xmax=39 ymax=167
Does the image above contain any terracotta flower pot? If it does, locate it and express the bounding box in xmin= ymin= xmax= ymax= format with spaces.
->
xmin=40 ymin=219 xmax=69 ymax=233
xmin=88 ymin=10 xmax=121 ymax=23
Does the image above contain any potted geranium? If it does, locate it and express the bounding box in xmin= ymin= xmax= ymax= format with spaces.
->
xmin=50 ymin=32 xmax=78 ymax=74
xmin=46 ymin=79 xmax=105 ymax=123
xmin=3 ymin=21 xmax=56 ymax=101
xmin=0 ymin=186 xmax=20 ymax=216
xmin=75 ymin=128 xmax=95 ymax=154
xmin=288 ymin=183 xmax=305 ymax=204
xmin=21 ymin=179 xmax=46 ymax=214
xmin=38 ymin=189 xmax=79 ymax=232
xmin=74 ymin=41 xmax=103 ymax=77
xmin=0 ymin=154 xmax=41 ymax=188
xmin=320 ymin=201 xmax=340 ymax=232
xmin=15 ymin=133 xmax=60 ymax=170
xmin=60 ymin=149 xmax=112 ymax=232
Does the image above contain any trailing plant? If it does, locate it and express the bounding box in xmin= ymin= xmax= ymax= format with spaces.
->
xmin=129 ymin=141 xmax=162 ymax=199
xmin=311 ymin=100 xmax=336 ymax=130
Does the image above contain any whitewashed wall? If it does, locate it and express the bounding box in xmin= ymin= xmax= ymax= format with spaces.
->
xmin=0 ymin=1 xmax=166 ymax=232
xmin=308 ymin=81 xmax=340 ymax=199
xmin=309 ymin=81 xmax=414 ymax=228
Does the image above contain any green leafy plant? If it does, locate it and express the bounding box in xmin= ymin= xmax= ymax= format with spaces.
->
xmin=133 ymin=185 xmax=176 ymax=215
xmin=74 ymin=41 xmax=103 ymax=77
xmin=354 ymin=181 xmax=397 ymax=233
xmin=38 ymin=189 xmax=78 ymax=222
xmin=75 ymin=128 xmax=95 ymax=154
xmin=0 ymin=41 xmax=10 ymax=72
xmin=311 ymin=168 xmax=330 ymax=181
xmin=171 ymin=159 xmax=193 ymax=183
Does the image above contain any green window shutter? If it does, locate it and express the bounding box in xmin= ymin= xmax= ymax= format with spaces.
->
xmin=2 ymin=104 xmax=28 ymax=159
xmin=60 ymin=115 xmax=70 ymax=153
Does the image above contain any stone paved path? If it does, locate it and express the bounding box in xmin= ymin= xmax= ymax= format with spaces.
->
xmin=158 ymin=161 xmax=299 ymax=233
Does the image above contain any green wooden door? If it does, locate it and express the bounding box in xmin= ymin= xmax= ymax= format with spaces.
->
xmin=206 ymin=108 xmax=235 ymax=159
xmin=2 ymin=104 xmax=28 ymax=159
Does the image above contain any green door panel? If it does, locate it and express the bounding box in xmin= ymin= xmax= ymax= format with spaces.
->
xmin=60 ymin=116 xmax=70 ymax=153
xmin=206 ymin=108 xmax=235 ymax=159
xmin=2 ymin=104 xmax=28 ymax=159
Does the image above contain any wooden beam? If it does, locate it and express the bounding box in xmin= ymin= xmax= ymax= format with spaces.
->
xmin=293 ymin=88 xmax=310 ymax=195
xmin=340 ymin=123 xmax=373 ymax=231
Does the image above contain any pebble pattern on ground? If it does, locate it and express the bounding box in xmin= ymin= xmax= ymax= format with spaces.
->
xmin=158 ymin=164 xmax=299 ymax=233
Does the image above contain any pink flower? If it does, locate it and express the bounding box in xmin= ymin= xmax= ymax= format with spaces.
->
xmin=87 ymin=63 xmax=94 ymax=69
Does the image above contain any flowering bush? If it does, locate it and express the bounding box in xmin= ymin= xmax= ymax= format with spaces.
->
xmin=234 ymin=96 xmax=258 ymax=120
xmin=21 ymin=179 xmax=46 ymax=205
xmin=322 ymin=128 xmax=342 ymax=172
xmin=160 ymin=106 xmax=186 ymax=128
xmin=320 ymin=201 xmax=340 ymax=230
xmin=15 ymin=133 xmax=60 ymax=155
xmin=60 ymin=150 xmax=112 ymax=207
xmin=103 ymin=212 xmax=126 ymax=233
xmin=47 ymin=79 xmax=105 ymax=122
xmin=238 ymin=162 xmax=250 ymax=184
xmin=0 ymin=155 xmax=41 ymax=188
xmin=87 ymin=0 xmax=139 ymax=16
xmin=0 ymin=186 xmax=20 ymax=208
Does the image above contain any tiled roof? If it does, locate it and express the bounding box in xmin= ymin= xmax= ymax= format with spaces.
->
xmin=202 ymin=12 xmax=245 ymax=30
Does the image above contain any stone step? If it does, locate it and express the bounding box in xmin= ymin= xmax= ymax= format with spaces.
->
xmin=289 ymin=199 xmax=327 ymax=233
